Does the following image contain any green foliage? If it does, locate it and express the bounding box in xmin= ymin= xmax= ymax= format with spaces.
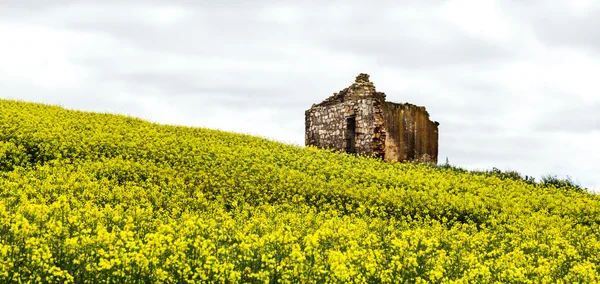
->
xmin=434 ymin=159 xmax=585 ymax=192
xmin=540 ymin=174 xmax=584 ymax=192
xmin=469 ymin=168 xmax=535 ymax=185
xmin=1 ymin=99 xmax=599 ymax=283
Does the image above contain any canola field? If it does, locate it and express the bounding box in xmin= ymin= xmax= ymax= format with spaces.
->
xmin=1 ymin=99 xmax=600 ymax=283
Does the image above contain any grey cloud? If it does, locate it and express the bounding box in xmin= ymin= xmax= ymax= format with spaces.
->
xmin=321 ymin=28 xmax=513 ymax=68
xmin=35 ymin=1 xmax=296 ymax=59
xmin=388 ymin=77 xmax=527 ymax=127
xmin=505 ymin=2 xmax=600 ymax=54
xmin=534 ymin=103 xmax=600 ymax=133
xmin=0 ymin=0 xmax=69 ymax=10
xmin=75 ymin=63 xmax=314 ymax=110
xmin=28 ymin=0 xmax=515 ymax=68
xmin=533 ymin=13 xmax=600 ymax=53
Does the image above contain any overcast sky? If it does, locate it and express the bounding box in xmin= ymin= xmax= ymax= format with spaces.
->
xmin=1 ymin=0 xmax=599 ymax=191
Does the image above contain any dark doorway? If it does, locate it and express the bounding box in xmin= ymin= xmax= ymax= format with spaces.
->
xmin=346 ymin=116 xmax=356 ymax=153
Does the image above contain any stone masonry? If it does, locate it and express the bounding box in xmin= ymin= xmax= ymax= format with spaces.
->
xmin=305 ymin=73 xmax=439 ymax=163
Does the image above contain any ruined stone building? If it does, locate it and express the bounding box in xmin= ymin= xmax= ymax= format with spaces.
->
xmin=305 ymin=73 xmax=439 ymax=163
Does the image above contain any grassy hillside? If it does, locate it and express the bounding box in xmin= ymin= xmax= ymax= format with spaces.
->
xmin=1 ymin=99 xmax=600 ymax=283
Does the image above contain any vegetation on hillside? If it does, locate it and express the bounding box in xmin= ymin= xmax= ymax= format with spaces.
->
xmin=434 ymin=159 xmax=585 ymax=192
xmin=1 ymin=99 xmax=599 ymax=283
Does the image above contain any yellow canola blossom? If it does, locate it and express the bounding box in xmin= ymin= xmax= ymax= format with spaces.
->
xmin=1 ymin=99 xmax=600 ymax=283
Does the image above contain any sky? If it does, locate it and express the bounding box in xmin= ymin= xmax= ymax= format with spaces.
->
xmin=0 ymin=0 xmax=599 ymax=191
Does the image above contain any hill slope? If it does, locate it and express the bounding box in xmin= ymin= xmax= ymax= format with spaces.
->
xmin=1 ymin=99 xmax=600 ymax=283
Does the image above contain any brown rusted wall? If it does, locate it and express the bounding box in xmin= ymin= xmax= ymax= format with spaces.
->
xmin=382 ymin=102 xmax=438 ymax=163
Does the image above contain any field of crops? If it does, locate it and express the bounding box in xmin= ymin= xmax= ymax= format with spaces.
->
xmin=1 ymin=99 xmax=600 ymax=283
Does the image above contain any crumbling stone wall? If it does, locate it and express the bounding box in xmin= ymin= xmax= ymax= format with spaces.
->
xmin=305 ymin=73 xmax=438 ymax=163
xmin=305 ymin=98 xmax=378 ymax=155
xmin=306 ymin=74 xmax=386 ymax=156
xmin=382 ymin=103 xmax=438 ymax=163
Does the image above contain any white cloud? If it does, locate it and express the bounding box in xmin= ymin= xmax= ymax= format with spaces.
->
xmin=0 ymin=24 xmax=84 ymax=89
xmin=443 ymin=0 xmax=513 ymax=42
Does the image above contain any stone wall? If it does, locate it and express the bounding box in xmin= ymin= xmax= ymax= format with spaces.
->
xmin=305 ymin=73 xmax=438 ymax=163
xmin=382 ymin=102 xmax=439 ymax=163
xmin=372 ymin=98 xmax=387 ymax=158
xmin=305 ymin=98 xmax=378 ymax=155
xmin=305 ymin=74 xmax=385 ymax=156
